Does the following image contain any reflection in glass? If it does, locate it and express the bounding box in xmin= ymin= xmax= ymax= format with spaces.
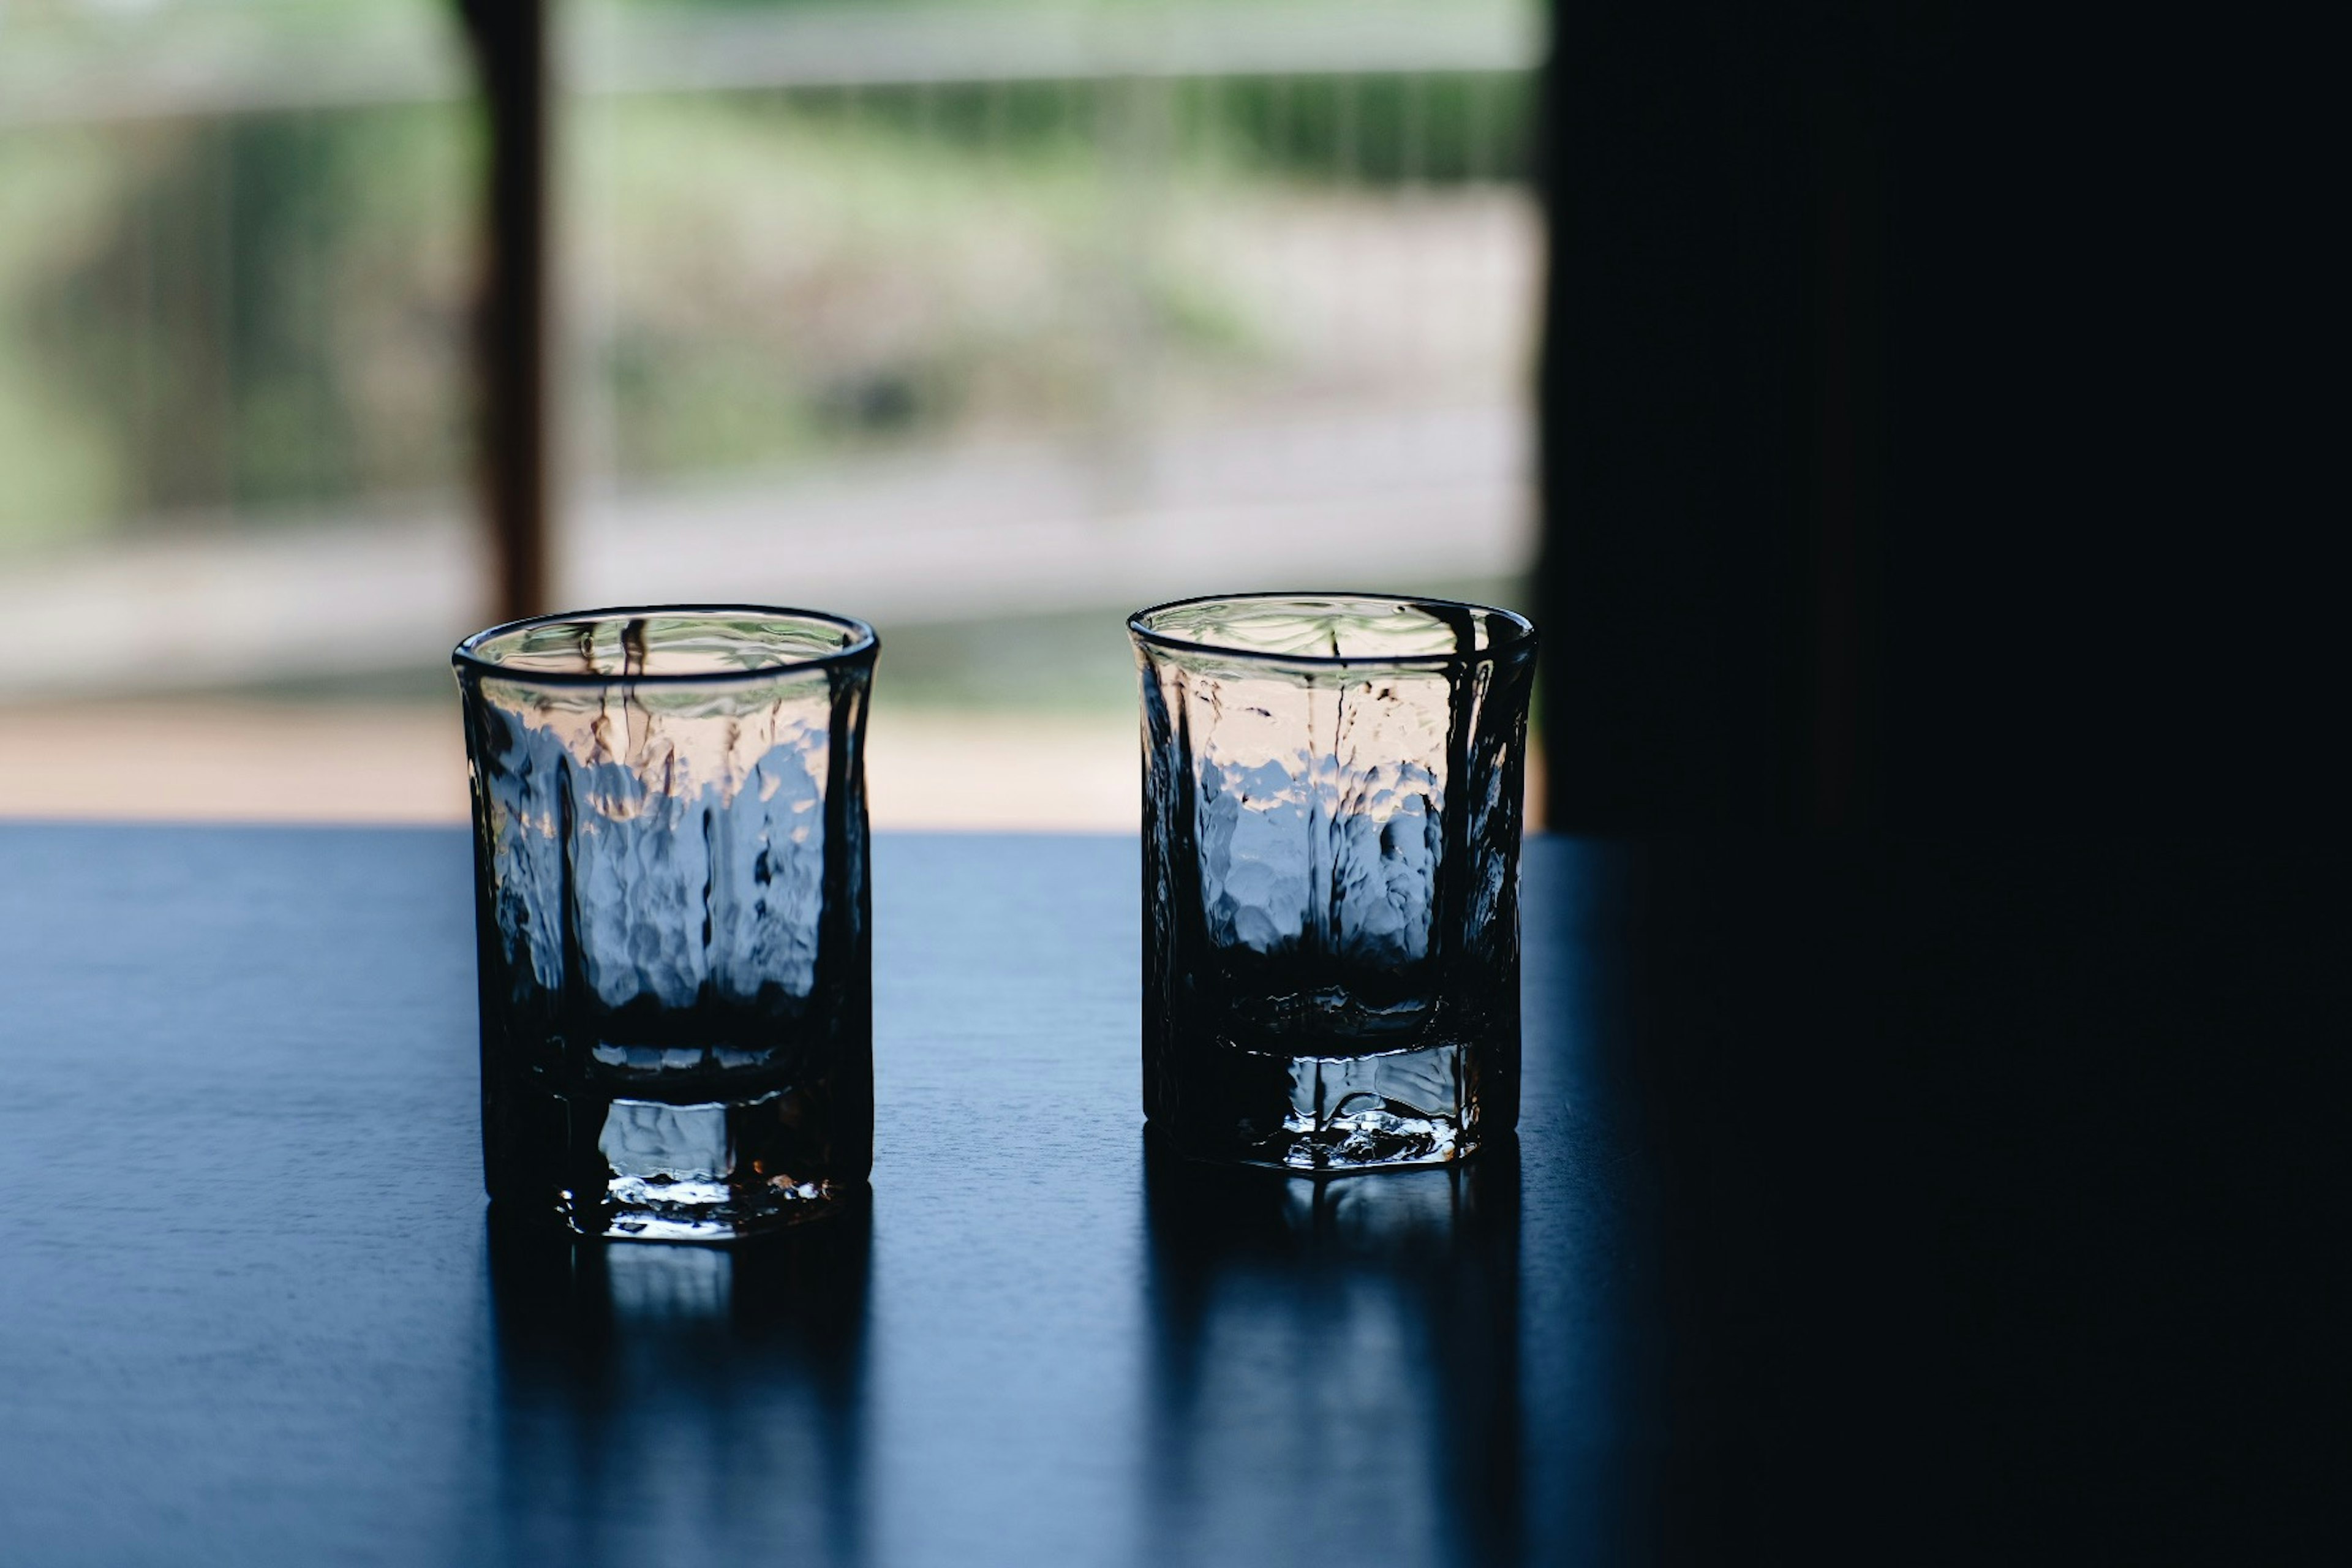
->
xmin=485 ymin=1205 xmax=872 ymax=1567
xmin=1140 ymin=1139 xmax=1521 ymax=1567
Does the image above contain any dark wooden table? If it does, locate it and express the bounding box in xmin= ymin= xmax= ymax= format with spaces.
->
xmin=0 ymin=826 xmax=2329 ymax=1564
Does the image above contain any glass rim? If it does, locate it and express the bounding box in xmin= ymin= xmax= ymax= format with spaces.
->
xmin=451 ymin=602 xmax=879 ymax=688
xmin=1126 ymin=590 xmax=1537 ymax=669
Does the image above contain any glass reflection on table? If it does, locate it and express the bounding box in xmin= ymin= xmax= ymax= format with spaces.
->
xmin=483 ymin=1198 xmax=873 ymax=1567
xmin=1140 ymin=1139 xmax=1522 ymax=1568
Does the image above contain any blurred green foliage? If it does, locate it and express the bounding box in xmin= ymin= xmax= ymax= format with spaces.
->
xmin=0 ymin=51 xmax=1529 ymax=553
xmin=0 ymin=106 xmax=472 ymax=548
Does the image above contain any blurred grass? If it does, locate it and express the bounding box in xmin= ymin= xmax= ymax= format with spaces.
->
xmin=876 ymin=575 xmax=1529 ymax=712
xmin=183 ymin=575 xmax=1528 ymax=715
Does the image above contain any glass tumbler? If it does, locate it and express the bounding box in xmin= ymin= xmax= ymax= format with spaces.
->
xmin=1131 ymin=593 xmax=1537 ymax=1172
xmin=454 ymin=606 xmax=876 ymax=1240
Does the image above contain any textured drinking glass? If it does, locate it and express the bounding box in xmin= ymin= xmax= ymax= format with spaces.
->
xmin=1131 ymin=593 xmax=1537 ymax=1171
xmin=454 ymin=606 xmax=876 ymax=1240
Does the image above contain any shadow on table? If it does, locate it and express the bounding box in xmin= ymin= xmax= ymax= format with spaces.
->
xmin=1140 ymin=1137 xmax=1523 ymax=1568
xmin=483 ymin=1198 xmax=875 ymax=1568
xmin=1551 ymin=838 xmax=2351 ymax=1560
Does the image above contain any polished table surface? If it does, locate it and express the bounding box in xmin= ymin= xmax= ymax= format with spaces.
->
xmin=0 ymin=826 xmax=2329 ymax=1564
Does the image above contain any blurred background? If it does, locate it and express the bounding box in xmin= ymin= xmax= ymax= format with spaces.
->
xmin=0 ymin=0 xmax=1545 ymax=828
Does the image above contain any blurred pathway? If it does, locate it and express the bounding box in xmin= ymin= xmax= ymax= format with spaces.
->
xmin=0 ymin=703 xmax=1139 ymax=831
xmin=0 ymin=405 xmax=1531 ymax=699
xmin=0 ymin=701 xmax=1541 ymax=831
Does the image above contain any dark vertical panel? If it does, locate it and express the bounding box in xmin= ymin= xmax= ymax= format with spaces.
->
xmin=459 ymin=0 xmax=554 ymax=623
xmin=1536 ymin=5 xmax=1875 ymax=829
xmin=1534 ymin=4 xmax=2325 ymax=828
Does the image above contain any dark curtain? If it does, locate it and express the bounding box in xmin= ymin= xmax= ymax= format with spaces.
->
xmin=457 ymin=0 xmax=552 ymax=623
xmin=1534 ymin=3 xmax=2324 ymax=829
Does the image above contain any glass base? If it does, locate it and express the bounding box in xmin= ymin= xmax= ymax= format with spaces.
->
xmin=1155 ymin=1037 xmax=1487 ymax=1174
xmin=488 ymin=1084 xmax=868 ymax=1243
xmin=564 ymin=1175 xmax=861 ymax=1242
xmin=491 ymin=1182 xmax=862 ymax=1243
